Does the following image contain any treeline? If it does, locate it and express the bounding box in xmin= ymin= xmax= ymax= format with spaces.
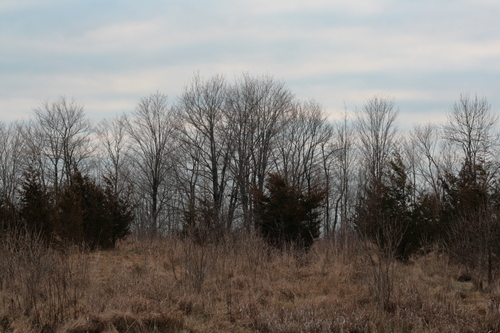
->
xmin=1 ymin=73 xmax=500 ymax=284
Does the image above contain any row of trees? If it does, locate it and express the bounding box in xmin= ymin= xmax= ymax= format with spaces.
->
xmin=1 ymin=73 xmax=499 ymax=285
xmin=352 ymin=94 xmax=500 ymax=289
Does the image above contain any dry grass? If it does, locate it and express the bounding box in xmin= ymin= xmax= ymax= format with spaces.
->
xmin=1 ymin=232 xmax=500 ymax=333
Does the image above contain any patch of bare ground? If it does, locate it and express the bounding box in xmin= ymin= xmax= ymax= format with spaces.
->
xmin=1 ymin=233 xmax=500 ymax=332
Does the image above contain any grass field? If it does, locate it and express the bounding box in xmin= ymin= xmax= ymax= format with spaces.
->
xmin=1 ymin=232 xmax=499 ymax=332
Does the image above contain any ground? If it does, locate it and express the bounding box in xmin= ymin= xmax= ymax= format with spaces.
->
xmin=1 ymin=234 xmax=499 ymax=332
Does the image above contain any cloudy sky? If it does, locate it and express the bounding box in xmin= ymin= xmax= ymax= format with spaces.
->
xmin=1 ymin=0 xmax=499 ymax=127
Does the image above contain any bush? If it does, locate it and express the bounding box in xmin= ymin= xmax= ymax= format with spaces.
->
xmin=56 ymin=170 xmax=132 ymax=249
xmin=19 ymin=166 xmax=54 ymax=243
xmin=253 ymin=173 xmax=326 ymax=250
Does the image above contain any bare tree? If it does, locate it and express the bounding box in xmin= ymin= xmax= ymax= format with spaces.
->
xmin=20 ymin=121 xmax=47 ymax=190
xmin=125 ymin=92 xmax=177 ymax=236
xmin=225 ymin=73 xmax=293 ymax=231
xmin=176 ymin=74 xmax=234 ymax=233
xmin=32 ymin=97 xmax=93 ymax=193
xmin=96 ymin=115 xmax=132 ymax=197
xmin=332 ymin=111 xmax=356 ymax=244
xmin=271 ymin=99 xmax=334 ymax=235
xmin=355 ymin=95 xmax=400 ymax=251
xmin=172 ymin=131 xmax=203 ymax=233
xmin=444 ymin=94 xmax=498 ymax=172
xmin=411 ymin=123 xmax=443 ymax=197
xmin=441 ymin=94 xmax=500 ymax=289
xmin=0 ymin=121 xmax=26 ymax=203
xmin=356 ymin=95 xmax=399 ymax=186
xmin=273 ymin=100 xmax=332 ymax=190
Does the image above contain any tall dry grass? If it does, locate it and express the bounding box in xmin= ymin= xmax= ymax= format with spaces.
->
xmin=0 ymin=230 xmax=88 ymax=332
xmin=1 ymin=231 xmax=499 ymax=332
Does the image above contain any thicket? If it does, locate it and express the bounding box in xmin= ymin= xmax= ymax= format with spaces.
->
xmin=253 ymin=173 xmax=326 ymax=250
xmin=0 ymin=73 xmax=500 ymax=291
xmin=2 ymin=165 xmax=133 ymax=250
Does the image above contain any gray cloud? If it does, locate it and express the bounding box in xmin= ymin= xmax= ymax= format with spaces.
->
xmin=1 ymin=0 xmax=499 ymax=126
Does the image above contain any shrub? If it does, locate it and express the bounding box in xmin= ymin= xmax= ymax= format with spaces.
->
xmin=56 ymin=170 xmax=132 ymax=249
xmin=253 ymin=173 xmax=326 ymax=250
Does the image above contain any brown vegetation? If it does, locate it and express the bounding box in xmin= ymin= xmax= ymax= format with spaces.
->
xmin=1 ymin=231 xmax=499 ymax=333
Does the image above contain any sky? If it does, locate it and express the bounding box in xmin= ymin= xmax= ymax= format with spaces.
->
xmin=1 ymin=0 xmax=499 ymax=127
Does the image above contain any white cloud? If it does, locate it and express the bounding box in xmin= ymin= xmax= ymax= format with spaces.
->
xmin=0 ymin=97 xmax=39 ymax=121
xmin=243 ymin=0 xmax=389 ymax=15
xmin=0 ymin=1 xmax=24 ymax=11
xmin=0 ymin=0 xmax=60 ymax=12
xmin=1 ymin=0 xmax=500 ymax=128
xmin=83 ymin=21 xmax=163 ymax=49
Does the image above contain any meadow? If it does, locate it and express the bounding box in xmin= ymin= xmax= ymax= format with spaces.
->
xmin=1 ymin=231 xmax=499 ymax=333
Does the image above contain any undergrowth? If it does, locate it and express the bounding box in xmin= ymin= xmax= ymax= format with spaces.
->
xmin=0 ymin=231 xmax=499 ymax=332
